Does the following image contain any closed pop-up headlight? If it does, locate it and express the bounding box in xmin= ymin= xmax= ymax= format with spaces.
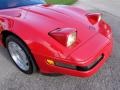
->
xmin=86 ymin=13 xmax=102 ymax=25
xmin=49 ymin=28 xmax=77 ymax=47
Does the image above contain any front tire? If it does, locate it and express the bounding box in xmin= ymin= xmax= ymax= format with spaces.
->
xmin=5 ymin=35 xmax=36 ymax=74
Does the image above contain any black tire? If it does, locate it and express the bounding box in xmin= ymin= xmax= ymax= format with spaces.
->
xmin=5 ymin=35 xmax=37 ymax=74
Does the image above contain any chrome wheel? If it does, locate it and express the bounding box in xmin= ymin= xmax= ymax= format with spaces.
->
xmin=8 ymin=41 xmax=30 ymax=71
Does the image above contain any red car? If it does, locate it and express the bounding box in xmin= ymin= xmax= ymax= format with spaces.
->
xmin=0 ymin=0 xmax=113 ymax=77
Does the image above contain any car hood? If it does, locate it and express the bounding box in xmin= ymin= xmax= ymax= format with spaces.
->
xmin=20 ymin=5 xmax=96 ymax=38
xmin=1 ymin=4 xmax=98 ymax=59
xmin=19 ymin=5 xmax=98 ymax=58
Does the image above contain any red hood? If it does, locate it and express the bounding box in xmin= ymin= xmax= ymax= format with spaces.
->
xmin=20 ymin=4 xmax=97 ymax=40
xmin=20 ymin=5 xmax=97 ymax=58
xmin=0 ymin=5 xmax=98 ymax=58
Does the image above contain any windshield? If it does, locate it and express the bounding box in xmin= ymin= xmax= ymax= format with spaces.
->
xmin=0 ymin=0 xmax=46 ymax=9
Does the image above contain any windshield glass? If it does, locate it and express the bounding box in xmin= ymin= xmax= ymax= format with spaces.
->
xmin=0 ymin=0 xmax=46 ymax=9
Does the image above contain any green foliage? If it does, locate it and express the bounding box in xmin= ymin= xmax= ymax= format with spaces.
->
xmin=46 ymin=0 xmax=76 ymax=5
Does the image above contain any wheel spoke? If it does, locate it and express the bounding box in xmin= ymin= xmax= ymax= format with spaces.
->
xmin=8 ymin=41 xmax=29 ymax=71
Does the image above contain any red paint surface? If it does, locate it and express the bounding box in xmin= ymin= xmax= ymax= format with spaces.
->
xmin=0 ymin=4 xmax=113 ymax=77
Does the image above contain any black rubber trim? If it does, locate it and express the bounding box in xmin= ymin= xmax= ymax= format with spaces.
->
xmin=55 ymin=54 xmax=104 ymax=72
xmin=76 ymin=54 xmax=104 ymax=71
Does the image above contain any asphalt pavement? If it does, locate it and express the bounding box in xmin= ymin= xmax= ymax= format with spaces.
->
xmin=0 ymin=0 xmax=120 ymax=90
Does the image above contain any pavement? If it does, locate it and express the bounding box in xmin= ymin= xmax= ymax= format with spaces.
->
xmin=74 ymin=0 xmax=120 ymax=17
xmin=0 ymin=0 xmax=120 ymax=90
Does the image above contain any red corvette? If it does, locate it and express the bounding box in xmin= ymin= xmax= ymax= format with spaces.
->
xmin=0 ymin=0 xmax=113 ymax=77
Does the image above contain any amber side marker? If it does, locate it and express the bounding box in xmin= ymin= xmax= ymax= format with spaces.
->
xmin=47 ymin=59 xmax=55 ymax=65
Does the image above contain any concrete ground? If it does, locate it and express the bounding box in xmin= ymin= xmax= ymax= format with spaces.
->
xmin=74 ymin=0 xmax=120 ymax=17
xmin=0 ymin=0 xmax=120 ymax=90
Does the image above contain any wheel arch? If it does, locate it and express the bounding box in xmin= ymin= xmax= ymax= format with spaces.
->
xmin=1 ymin=30 xmax=39 ymax=71
xmin=1 ymin=30 xmax=20 ymax=47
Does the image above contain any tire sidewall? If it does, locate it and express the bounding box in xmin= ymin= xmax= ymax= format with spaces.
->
xmin=6 ymin=35 xmax=34 ymax=74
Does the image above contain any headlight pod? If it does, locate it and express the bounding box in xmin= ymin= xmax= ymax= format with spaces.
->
xmin=49 ymin=28 xmax=77 ymax=47
xmin=86 ymin=13 xmax=102 ymax=25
